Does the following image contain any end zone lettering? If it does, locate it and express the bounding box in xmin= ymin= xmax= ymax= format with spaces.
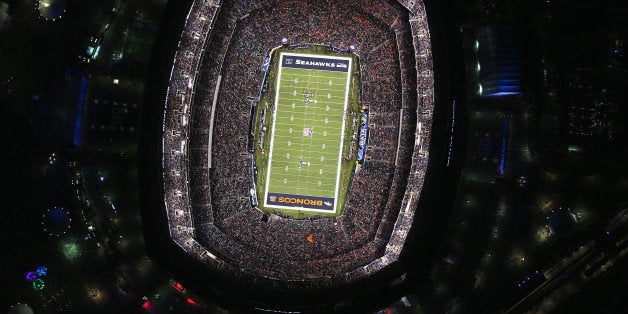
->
xmin=278 ymin=196 xmax=322 ymax=206
xmin=295 ymin=59 xmax=336 ymax=68
xmin=281 ymin=54 xmax=350 ymax=72
xmin=266 ymin=192 xmax=335 ymax=211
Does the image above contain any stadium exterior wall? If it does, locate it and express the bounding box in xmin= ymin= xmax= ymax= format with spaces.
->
xmin=139 ymin=0 xmax=463 ymax=311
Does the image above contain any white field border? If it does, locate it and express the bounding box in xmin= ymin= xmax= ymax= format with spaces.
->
xmin=263 ymin=52 xmax=353 ymax=214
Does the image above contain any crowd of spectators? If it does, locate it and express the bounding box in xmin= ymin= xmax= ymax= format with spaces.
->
xmin=162 ymin=0 xmax=219 ymax=240
xmin=159 ymin=0 xmax=436 ymax=290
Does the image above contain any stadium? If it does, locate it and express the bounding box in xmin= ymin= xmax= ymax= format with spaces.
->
xmin=141 ymin=0 xmax=452 ymax=311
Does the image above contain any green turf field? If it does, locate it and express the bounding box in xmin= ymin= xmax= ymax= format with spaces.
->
xmin=263 ymin=52 xmax=352 ymax=213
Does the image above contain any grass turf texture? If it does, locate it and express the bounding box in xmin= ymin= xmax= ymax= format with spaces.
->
xmin=253 ymin=46 xmax=360 ymax=219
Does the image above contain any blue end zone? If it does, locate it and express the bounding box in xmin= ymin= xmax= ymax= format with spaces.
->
xmin=267 ymin=193 xmax=335 ymax=211
xmin=282 ymin=55 xmax=350 ymax=72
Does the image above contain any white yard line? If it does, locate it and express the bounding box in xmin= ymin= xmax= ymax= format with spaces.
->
xmin=333 ymin=55 xmax=352 ymax=214
xmin=263 ymin=53 xmax=285 ymax=208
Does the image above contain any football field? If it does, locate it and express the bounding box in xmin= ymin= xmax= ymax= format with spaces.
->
xmin=264 ymin=52 xmax=352 ymax=213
